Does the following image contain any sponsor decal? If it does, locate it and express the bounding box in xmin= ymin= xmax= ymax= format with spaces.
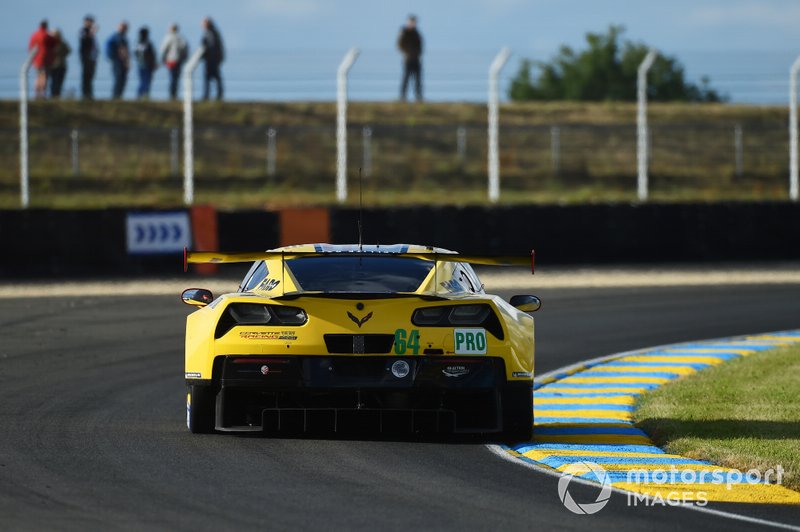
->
xmin=391 ymin=360 xmax=411 ymax=378
xmin=442 ymin=365 xmax=469 ymax=378
xmin=258 ymin=278 xmax=281 ymax=291
xmin=347 ymin=311 xmax=373 ymax=328
xmin=314 ymin=244 xmax=410 ymax=254
xmin=239 ymin=331 xmax=298 ymax=340
xmin=439 ymin=279 xmax=464 ymax=293
xmin=260 ymin=365 xmax=270 ymax=376
xmin=512 ymin=371 xmax=532 ymax=378
xmin=185 ymin=372 xmax=202 ymax=379
xmin=454 ymin=328 xmax=487 ymax=355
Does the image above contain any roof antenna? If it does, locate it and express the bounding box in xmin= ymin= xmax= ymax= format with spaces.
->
xmin=358 ymin=166 xmax=363 ymax=252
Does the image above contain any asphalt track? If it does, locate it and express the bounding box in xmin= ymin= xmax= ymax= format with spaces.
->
xmin=1 ymin=283 xmax=799 ymax=531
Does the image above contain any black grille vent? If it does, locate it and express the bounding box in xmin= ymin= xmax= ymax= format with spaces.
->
xmin=324 ymin=334 xmax=395 ymax=354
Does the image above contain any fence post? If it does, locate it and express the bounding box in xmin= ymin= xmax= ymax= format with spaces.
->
xmin=267 ymin=127 xmax=277 ymax=177
xmin=19 ymin=47 xmax=36 ymax=208
xmin=70 ymin=128 xmax=79 ymax=176
xmin=550 ymin=125 xmax=561 ymax=175
xmin=362 ymin=126 xmax=372 ymax=178
xmin=182 ymin=46 xmax=205 ymax=206
xmin=790 ymin=56 xmax=800 ymax=201
xmin=336 ymin=48 xmax=359 ymax=203
xmin=456 ymin=126 xmax=466 ymax=162
xmin=488 ymin=47 xmax=511 ymax=203
xmin=734 ymin=124 xmax=743 ymax=178
xmin=637 ymin=49 xmax=657 ymax=202
xmin=170 ymin=128 xmax=179 ymax=177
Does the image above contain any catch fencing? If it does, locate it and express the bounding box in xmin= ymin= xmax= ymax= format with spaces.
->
xmin=0 ymin=121 xmax=789 ymax=204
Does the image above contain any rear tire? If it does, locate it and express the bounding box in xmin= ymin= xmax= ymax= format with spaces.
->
xmin=501 ymin=383 xmax=533 ymax=443
xmin=187 ymin=384 xmax=216 ymax=434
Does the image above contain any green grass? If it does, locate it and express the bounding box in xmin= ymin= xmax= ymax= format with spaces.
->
xmin=0 ymin=100 xmax=789 ymax=129
xmin=634 ymin=344 xmax=800 ymax=490
xmin=0 ymin=100 xmax=794 ymax=208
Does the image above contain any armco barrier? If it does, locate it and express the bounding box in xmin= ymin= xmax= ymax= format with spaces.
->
xmin=0 ymin=202 xmax=798 ymax=277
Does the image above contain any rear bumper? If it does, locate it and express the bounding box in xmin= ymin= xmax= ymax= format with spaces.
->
xmin=192 ymin=355 xmax=529 ymax=434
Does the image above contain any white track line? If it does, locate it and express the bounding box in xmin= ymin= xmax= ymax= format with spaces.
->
xmin=486 ymin=332 xmax=800 ymax=531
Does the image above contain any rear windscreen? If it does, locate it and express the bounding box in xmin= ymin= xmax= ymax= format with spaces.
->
xmin=286 ymin=257 xmax=434 ymax=293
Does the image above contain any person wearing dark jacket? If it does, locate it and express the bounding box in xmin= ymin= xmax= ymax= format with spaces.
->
xmin=200 ymin=17 xmax=224 ymax=101
xmin=397 ymin=15 xmax=423 ymax=102
xmin=106 ymin=21 xmax=130 ymax=99
xmin=79 ymin=15 xmax=98 ymax=99
xmin=49 ymin=29 xmax=71 ymax=98
xmin=135 ymin=26 xmax=157 ymax=98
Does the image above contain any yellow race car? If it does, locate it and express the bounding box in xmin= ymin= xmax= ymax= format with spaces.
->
xmin=182 ymin=244 xmax=540 ymax=440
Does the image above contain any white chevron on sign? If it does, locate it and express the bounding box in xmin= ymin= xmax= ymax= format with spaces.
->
xmin=126 ymin=212 xmax=192 ymax=254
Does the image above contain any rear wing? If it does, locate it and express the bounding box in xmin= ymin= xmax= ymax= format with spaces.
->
xmin=184 ymin=248 xmax=535 ymax=274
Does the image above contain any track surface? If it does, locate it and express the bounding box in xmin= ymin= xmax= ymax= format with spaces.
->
xmin=1 ymin=283 xmax=799 ymax=531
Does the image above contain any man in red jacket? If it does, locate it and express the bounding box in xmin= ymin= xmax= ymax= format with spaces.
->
xmin=29 ymin=20 xmax=56 ymax=98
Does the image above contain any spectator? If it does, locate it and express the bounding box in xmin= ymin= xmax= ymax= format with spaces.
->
xmin=397 ymin=15 xmax=423 ymax=102
xmin=49 ymin=29 xmax=71 ymax=98
xmin=160 ymin=23 xmax=188 ymax=100
xmin=29 ymin=20 xmax=55 ymax=99
xmin=106 ymin=21 xmax=130 ymax=99
xmin=135 ymin=26 xmax=157 ymax=99
xmin=79 ymin=15 xmax=98 ymax=100
xmin=200 ymin=17 xmax=224 ymax=101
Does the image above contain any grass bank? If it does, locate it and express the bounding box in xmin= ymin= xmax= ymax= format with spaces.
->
xmin=0 ymin=100 xmax=792 ymax=208
xmin=635 ymin=344 xmax=800 ymax=490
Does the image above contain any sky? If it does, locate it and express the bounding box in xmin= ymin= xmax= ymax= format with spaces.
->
xmin=5 ymin=0 xmax=800 ymax=53
xmin=3 ymin=0 xmax=800 ymax=102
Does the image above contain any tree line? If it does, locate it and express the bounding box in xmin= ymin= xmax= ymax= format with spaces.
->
xmin=510 ymin=26 xmax=725 ymax=103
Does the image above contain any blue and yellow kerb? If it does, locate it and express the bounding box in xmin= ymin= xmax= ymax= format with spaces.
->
xmin=503 ymin=330 xmax=800 ymax=504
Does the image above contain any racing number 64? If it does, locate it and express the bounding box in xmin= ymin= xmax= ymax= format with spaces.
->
xmin=394 ymin=329 xmax=420 ymax=355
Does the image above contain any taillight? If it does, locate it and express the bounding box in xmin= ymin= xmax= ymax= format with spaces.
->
xmin=448 ymin=304 xmax=491 ymax=324
xmin=271 ymin=305 xmax=308 ymax=325
xmin=215 ymin=303 xmax=308 ymax=338
xmin=411 ymin=304 xmax=504 ymax=340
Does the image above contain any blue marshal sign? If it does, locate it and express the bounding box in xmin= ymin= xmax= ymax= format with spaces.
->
xmin=126 ymin=212 xmax=192 ymax=255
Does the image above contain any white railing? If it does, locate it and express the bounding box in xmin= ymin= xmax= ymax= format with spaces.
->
xmin=789 ymin=56 xmax=800 ymax=202
xmin=637 ymin=49 xmax=657 ymax=202
xmin=336 ymin=48 xmax=359 ymax=203
xmin=487 ymin=47 xmax=511 ymax=203
xmin=182 ymin=46 xmax=205 ymax=206
xmin=19 ymin=47 xmax=37 ymax=208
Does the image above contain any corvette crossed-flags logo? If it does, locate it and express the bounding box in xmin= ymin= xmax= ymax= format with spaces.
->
xmin=347 ymin=311 xmax=373 ymax=328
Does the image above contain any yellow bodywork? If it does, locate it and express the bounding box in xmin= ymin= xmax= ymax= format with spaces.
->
xmin=184 ymin=244 xmax=535 ymax=383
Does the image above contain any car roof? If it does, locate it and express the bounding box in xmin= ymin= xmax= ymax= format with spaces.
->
xmin=244 ymin=243 xmax=481 ymax=297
